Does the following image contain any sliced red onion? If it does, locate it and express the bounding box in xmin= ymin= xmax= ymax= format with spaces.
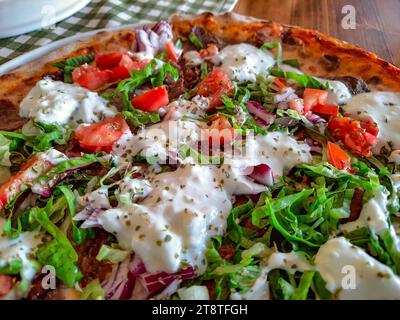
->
xmin=274 ymin=117 xmax=299 ymax=127
xmin=306 ymin=139 xmax=323 ymax=154
xmin=306 ymin=112 xmax=326 ymax=124
xmin=150 ymin=279 xmax=182 ymax=300
xmin=74 ymin=188 xmax=111 ymax=228
xmin=31 ymin=161 xmax=97 ymax=198
xmin=248 ymin=164 xmax=274 ymax=187
xmin=136 ymin=20 xmax=173 ymax=56
xmin=276 ymin=101 xmax=289 ymax=110
xmin=101 ymin=254 xmax=196 ymax=300
xmin=274 ymin=87 xmax=298 ymax=104
xmin=246 ymin=101 xmax=276 ymax=125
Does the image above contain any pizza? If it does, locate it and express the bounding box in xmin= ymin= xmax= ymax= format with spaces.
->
xmin=1 ymin=12 xmax=400 ymax=300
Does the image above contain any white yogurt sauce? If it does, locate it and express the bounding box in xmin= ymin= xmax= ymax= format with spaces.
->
xmin=19 ymin=79 xmax=116 ymax=127
xmin=98 ymin=163 xmax=267 ymax=274
xmin=314 ymin=237 xmax=400 ymax=299
xmin=0 ymin=218 xmax=43 ymax=299
xmin=226 ymin=131 xmax=312 ymax=180
xmin=210 ymin=44 xmax=275 ymax=82
xmin=231 ymin=251 xmax=312 ymax=300
xmin=343 ymin=92 xmax=400 ymax=153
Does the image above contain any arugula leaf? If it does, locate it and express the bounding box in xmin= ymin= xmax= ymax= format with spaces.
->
xmin=188 ymin=33 xmax=203 ymax=49
xmin=261 ymin=41 xmax=282 ymax=69
xmin=270 ymin=70 xmax=329 ymax=90
xmin=283 ymin=59 xmax=301 ymax=69
xmin=31 ymin=207 xmax=82 ymax=287
xmin=122 ymin=109 xmax=160 ymax=128
xmin=52 ymin=53 xmax=95 ymax=83
xmin=151 ymin=63 xmax=179 ymax=87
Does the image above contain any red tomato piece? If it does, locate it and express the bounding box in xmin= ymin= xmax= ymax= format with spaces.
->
xmin=197 ymin=68 xmax=235 ymax=110
xmin=303 ymin=88 xmax=329 ymax=113
xmin=199 ymin=44 xmax=219 ymax=58
xmin=0 ymin=275 xmax=14 ymax=297
xmin=0 ymin=155 xmax=53 ymax=210
xmin=165 ymin=41 xmax=179 ymax=62
xmin=312 ymin=104 xmax=339 ymax=116
xmin=273 ymin=78 xmax=287 ymax=91
xmin=95 ymin=51 xmax=128 ymax=70
xmin=327 ymin=117 xmax=379 ymax=158
xmin=202 ymin=114 xmax=234 ymax=146
xmin=327 ymin=141 xmax=351 ymax=171
xmin=72 ymin=65 xmax=112 ymax=91
xmin=289 ymin=99 xmax=304 ymax=114
xmin=131 ymin=86 xmax=169 ymax=112
xmin=110 ymin=57 xmax=150 ymax=82
xmin=75 ymin=114 xmax=129 ymax=152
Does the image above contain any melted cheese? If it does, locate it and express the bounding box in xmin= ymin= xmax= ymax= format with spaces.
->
xmin=343 ymin=92 xmax=400 ymax=153
xmin=19 ymin=79 xmax=116 ymax=126
xmin=98 ymin=163 xmax=266 ymax=274
xmin=315 ymin=237 xmax=400 ymax=299
xmin=210 ymin=44 xmax=275 ymax=82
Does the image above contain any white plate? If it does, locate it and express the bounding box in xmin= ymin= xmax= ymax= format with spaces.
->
xmin=0 ymin=0 xmax=91 ymax=39
xmin=0 ymin=21 xmax=150 ymax=76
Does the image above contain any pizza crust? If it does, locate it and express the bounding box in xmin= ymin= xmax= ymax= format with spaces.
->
xmin=0 ymin=12 xmax=399 ymax=111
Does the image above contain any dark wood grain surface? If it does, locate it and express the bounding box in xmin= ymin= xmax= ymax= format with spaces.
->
xmin=233 ymin=0 xmax=400 ymax=67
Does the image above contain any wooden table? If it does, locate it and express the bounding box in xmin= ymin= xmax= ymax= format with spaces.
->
xmin=234 ymin=0 xmax=400 ymax=67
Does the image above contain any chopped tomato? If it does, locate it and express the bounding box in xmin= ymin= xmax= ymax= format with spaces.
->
xmin=0 ymin=155 xmax=53 ymax=210
xmin=327 ymin=141 xmax=352 ymax=171
xmin=165 ymin=41 xmax=179 ymax=62
xmin=110 ymin=56 xmax=149 ymax=81
xmin=197 ymin=68 xmax=235 ymax=110
xmin=312 ymin=104 xmax=339 ymax=116
xmin=199 ymin=44 xmax=219 ymax=58
xmin=303 ymin=89 xmax=328 ymax=113
xmin=360 ymin=118 xmax=379 ymax=136
xmin=72 ymin=65 xmax=112 ymax=91
xmin=0 ymin=275 xmax=14 ymax=297
xmin=75 ymin=114 xmax=129 ymax=153
xmin=95 ymin=51 xmax=129 ymax=70
xmin=131 ymin=86 xmax=169 ymax=112
xmin=289 ymin=99 xmax=304 ymax=114
xmin=327 ymin=117 xmax=379 ymax=158
xmin=202 ymin=114 xmax=234 ymax=146
xmin=273 ymin=78 xmax=287 ymax=91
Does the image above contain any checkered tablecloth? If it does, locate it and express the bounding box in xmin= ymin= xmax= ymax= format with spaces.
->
xmin=0 ymin=0 xmax=237 ymax=65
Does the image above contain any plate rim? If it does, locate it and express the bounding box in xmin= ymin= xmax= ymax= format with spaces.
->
xmin=0 ymin=20 xmax=152 ymax=76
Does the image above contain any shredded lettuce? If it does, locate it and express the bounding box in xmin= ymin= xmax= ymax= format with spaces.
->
xmin=79 ymin=279 xmax=105 ymax=300
xmin=31 ymin=204 xmax=82 ymax=287
xmin=96 ymin=244 xmax=130 ymax=263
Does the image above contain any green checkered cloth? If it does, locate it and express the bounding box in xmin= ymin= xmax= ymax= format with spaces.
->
xmin=0 ymin=0 xmax=237 ymax=65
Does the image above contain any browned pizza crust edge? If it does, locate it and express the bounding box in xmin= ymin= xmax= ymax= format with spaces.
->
xmin=0 ymin=12 xmax=399 ymax=112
